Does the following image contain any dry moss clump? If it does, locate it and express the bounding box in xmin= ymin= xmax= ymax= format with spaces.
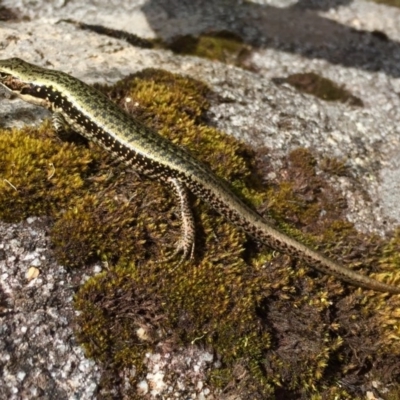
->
xmin=281 ymin=72 xmax=364 ymax=107
xmin=1 ymin=68 xmax=400 ymax=398
xmin=371 ymin=0 xmax=400 ymax=8
xmin=166 ymin=31 xmax=253 ymax=69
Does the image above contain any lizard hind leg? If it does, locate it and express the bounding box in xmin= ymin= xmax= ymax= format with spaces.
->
xmin=160 ymin=177 xmax=195 ymax=265
xmin=52 ymin=111 xmax=69 ymax=133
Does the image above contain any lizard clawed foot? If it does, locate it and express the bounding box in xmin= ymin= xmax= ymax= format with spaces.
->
xmin=157 ymin=177 xmax=196 ymax=267
xmin=158 ymin=238 xmax=195 ymax=267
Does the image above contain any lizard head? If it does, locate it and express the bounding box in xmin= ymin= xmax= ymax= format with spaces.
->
xmin=0 ymin=58 xmax=37 ymax=92
xmin=0 ymin=58 xmax=59 ymax=108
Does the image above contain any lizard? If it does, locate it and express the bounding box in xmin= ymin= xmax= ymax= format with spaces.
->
xmin=0 ymin=57 xmax=398 ymax=294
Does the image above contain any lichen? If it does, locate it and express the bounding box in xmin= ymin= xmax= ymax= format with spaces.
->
xmin=1 ymin=68 xmax=400 ymax=398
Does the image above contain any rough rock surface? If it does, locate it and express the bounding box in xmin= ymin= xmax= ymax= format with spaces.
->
xmin=0 ymin=0 xmax=400 ymax=398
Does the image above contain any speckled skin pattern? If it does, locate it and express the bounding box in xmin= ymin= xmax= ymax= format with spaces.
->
xmin=0 ymin=58 xmax=399 ymax=294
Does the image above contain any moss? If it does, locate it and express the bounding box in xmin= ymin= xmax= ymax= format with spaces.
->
xmin=283 ymin=72 xmax=364 ymax=106
xmin=371 ymin=0 xmax=400 ymax=7
xmin=2 ymin=68 xmax=400 ymax=398
xmin=266 ymin=148 xmax=347 ymax=230
xmin=319 ymin=155 xmax=349 ymax=177
xmin=0 ymin=121 xmax=94 ymax=222
xmin=386 ymin=384 xmax=400 ymax=399
xmin=0 ymin=6 xmax=18 ymax=21
xmin=167 ymin=31 xmax=253 ymax=68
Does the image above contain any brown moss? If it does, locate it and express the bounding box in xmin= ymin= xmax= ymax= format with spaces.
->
xmin=266 ymin=148 xmax=347 ymax=230
xmin=283 ymin=72 xmax=364 ymax=106
xmin=2 ymin=68 xmax=400 ymax=398
xmin=371 ymin=0 xmax=400 ymax=7
xmin=167 ymin=31 xmax=253 ymax=68
xmin=319 ymin=156 xmax=349 ymax=176
xmin=0 ymin=6 xmax=19 ymax=21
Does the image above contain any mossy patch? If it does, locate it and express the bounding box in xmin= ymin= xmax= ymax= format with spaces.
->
xmin=0 ymin=121 xmax=94 ymax=221
xmin=371 ymin=0 xmax=400 ymax=7
xmin=0 ymin=5 xmax=18 ymax=21
xmin=280 ymin=72 xmax=364 ymax=106
xmin=167 ymin=31 xmax=253 ymax=69
xmin=1 ymin=69 xmax=400 ymax=398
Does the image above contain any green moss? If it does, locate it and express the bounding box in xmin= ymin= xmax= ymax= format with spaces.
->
xmin=0 ymin=121 xmax=95 ymax=222
xmin=167 ymin=31 xmax=252 ymax=68
xmin=371 ymin=0 xmax=400 ymax=7
xmin=386 ymin=384 xmax=400 ymax=400
xmin=283 ymin=72 xmax=364 ymax=106
xmin=2 ymin=68 xmax=400 ymax=398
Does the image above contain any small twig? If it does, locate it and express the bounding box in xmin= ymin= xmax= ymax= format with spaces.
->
xmin=3 ymin=179 xmax=17 ymax=191
xmin=47 ymin=162 xmax=55 ymax=180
